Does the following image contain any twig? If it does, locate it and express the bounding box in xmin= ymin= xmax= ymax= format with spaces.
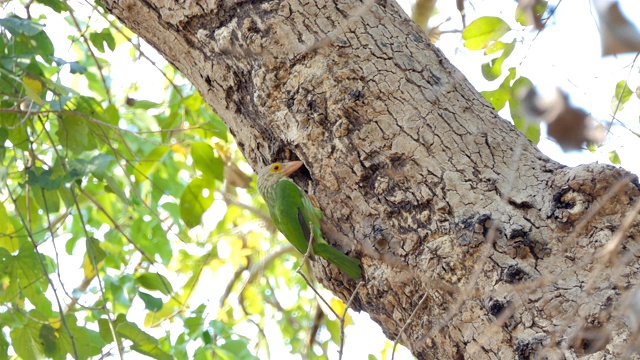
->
xmin=236 ymin=245 xmax=296 ymax=303
xmin=6 ymin=186 xmax=80 ymax=360
xmin=606 ymin=53 xmax=639 ymax=136
xmin=295 ymin=221 xmax=316 ymax=274
xmin=295 ymin=222 xmax=341 ymax=319
xmin=220 ymin=191 xmax=276 ymax=231
xmin=219 ymin=260 xmax=250 ymax=308
xmin=600 ymin=194 xmax=640 ymax=259
xmin=338 ymin=281 xmax=364 ymax=360
xmin=64 ymin=0 xmax=112 ymax=103
xmin=69 ymin=185 xmax=124 ymax=359
xmin=391 ymin=292 xmax=429 ymax=360
xmin=296 ymin=271 xmax=342 ymax=323
xmin=294 ymin=220 xmax=364 ymax=358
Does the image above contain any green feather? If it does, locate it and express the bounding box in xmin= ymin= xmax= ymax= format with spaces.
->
xmin=263 ymin=178 xmax=361 ymax=279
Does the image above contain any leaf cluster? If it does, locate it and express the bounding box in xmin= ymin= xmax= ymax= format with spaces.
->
xmin=0 ymin=2 xmax=351 ymax=359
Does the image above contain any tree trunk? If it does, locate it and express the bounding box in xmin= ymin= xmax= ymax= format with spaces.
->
xmin=103 ymin=0 xmax=640 ymax=358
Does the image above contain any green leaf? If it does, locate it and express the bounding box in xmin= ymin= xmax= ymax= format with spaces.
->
xmin=66 ymin=156 xmax=113 ymax=183
xmin=484 ymin=40 xmax=507 ymax=55
xmin=10 ymin=323 xmax=44 ymax=360
xmin=117 ymin=321 xmax=173 ymax=360
xmin=324 ymin=316 xmax=341 ymax=345
xmin=39 ymin=324 xmax=57 ymax=357
xmin=31 ymin=30 xmax=55 ymax=58
xmin=509 ymin=76 xmax=540 ymax=144
xmin=104 ymin=174 xmax=131 ymax=204
xmin=84 ymin=71 xmax=109 ymax=100
xmin=0 ymin=201 xmax=9 ymax=232
xmin=481 ymin=40 xmax=515 ymax=81
xmin=191 ymin=142 xmax=224 ymax=182
xmin=0 ymin=126 xmax=7 ymax=144
xmin=22 ymin=76 xmax=46 ymax=105
xmin=89 ymin=29 xmax=116 ymax=53
xmin=127 ymin=98 xmax=162 ymax=110
xmin=480 ymin=67 xmax=516 ymax=111
xmin=35 ymin=0 xmax=69 ymax=12
xmin=32 ymin=187 xmax=61 ymax=213
xmin=214 ymin=339 xmax=259 ymax=360
xmin=135 ymin=272 xmax=174 ymax=296
xmin=184 ymin=306 xmax=205 ymax=335
xmin=105 ymin=275 xmax=134 ymax=314
xmin=83 ymin=238 xmax=106 ymax=278
xmin=182 ymin=92 xmax=204 ymax=112
xmin=201 ymin=112 xmax=229 ymax=141
xmin=0 ymin=330 xmax=9 ymax=359
xmin=0 ymin=17 xmax=44 ymax=37
xmin=0 ymin=128 xmax=6 ymax=164
xmin=26 ymin=168 xmax=63 ymax=190
xmin=104 ymin=104 xmax=120 ymax=125
xmin=55 ymin=114 xmax=96 ymax=153
xmin=609 ymin=150 xmax=621 ymax=165
xmin=510 ymin=98 xmax=540 ymax=144
xmin=612 ymin=80 xmax=633 ymax=113
xmin=138 ymin=291 xmax=164 ymax=312
xmin=180 ymin=177 xmax=215 ymax=228
xmin=87 ymin=153 xmax=115 ymax=179
xmin=1 ymin=243 xmax=54 ymax=304
xmin=72 ymin=95 xmax=107 ymax=120
xmin=61 ymin=314 xmax=105 ymax=359
xmin=516 ymin=1 xmax=548 ymax=27
xmin=0 ymin=203 xmax=19 ymax=253
xmin=134 ymin=145 xmax=170 ymax=182
xmin=68 ymin=61 xmax=87 ymax=74
xmin=462 ymin=16 xmax=511 ymax=50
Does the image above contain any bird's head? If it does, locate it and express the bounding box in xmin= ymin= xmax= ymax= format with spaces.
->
xmin=257 ymin=161 xmax=304 ymax=196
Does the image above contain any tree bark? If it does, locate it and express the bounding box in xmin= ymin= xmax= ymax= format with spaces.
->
xmin=103 ymin=0 xmax=640 ymax=358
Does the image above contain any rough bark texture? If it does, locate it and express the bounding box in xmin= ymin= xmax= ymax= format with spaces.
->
xmin=104 ymin=0 xmax=640 ymax=358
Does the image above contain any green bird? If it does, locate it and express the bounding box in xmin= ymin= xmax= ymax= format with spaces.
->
xmin=257 ymin=161 xmax=362 ymax=279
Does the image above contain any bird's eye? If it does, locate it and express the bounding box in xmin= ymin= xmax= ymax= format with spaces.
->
xmin=271 ymin=163 xmax=282 ymax=172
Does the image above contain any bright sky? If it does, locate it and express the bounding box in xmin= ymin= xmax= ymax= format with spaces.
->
xmin=3 ymin=0 xmax=640 ymax=359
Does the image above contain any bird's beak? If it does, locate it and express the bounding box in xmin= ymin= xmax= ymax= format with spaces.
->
xmin=282 ymin=161 xmax=304 ymax=176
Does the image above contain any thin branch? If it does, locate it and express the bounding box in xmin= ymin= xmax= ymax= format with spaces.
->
xmin=600 ymin=195 xmax=640 ymax=259
xmin=6 ymin=185 xmax=80 ymax=360
xmin=219 ymin=263 xmax=250 ymax=309
xmin=295 ymin=224 xmax=341 ymax=320
xmin=605 ymin=53 xmax=639 ymax=137
xmin=306 ymin=304 xmax=324 ymax=357
xmin=69 ymin=184 xmax=124 ymax=360
xmin=338 ymin=281 xmax=364 ymax=360
xmin=65 ymin=0 xmax=113 ymax=103
xmin=220 ymin=191 xmax=275 ymax=231
xmin=232 ymin=245 xmax=297 ymax=309
xmin=0 ymin=108 xmax=208 ymax=136
xmin=79 ymin=188 xmax=181 ymax=304
xmin=35 ymin=115 xmax=123 ymax=359
xmin=81 ymin=0 xmax=185 ymax=100
xmin=391 ymin=292 xmax=429 ymax=360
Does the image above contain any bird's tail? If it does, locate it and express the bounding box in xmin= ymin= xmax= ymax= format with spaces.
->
xmin=314 ymin=243 xmax=362 ymax=279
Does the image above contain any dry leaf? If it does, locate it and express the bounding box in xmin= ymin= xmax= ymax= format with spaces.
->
xmin=518 ymin=0 xmax=545 ymax=30
xmin=412 ymin=0 xmax=436 ymax=31
xmin=519 ymin=88 xmax=605 ymax=151
xmin=594 ymin=0 xmax=640 ymax=55
xmin=224 ymin=162 xmax=252 ymax=189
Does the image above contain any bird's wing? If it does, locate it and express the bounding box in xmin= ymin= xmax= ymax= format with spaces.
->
xmin=272 ymin=180 xmax=313 ymax=254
